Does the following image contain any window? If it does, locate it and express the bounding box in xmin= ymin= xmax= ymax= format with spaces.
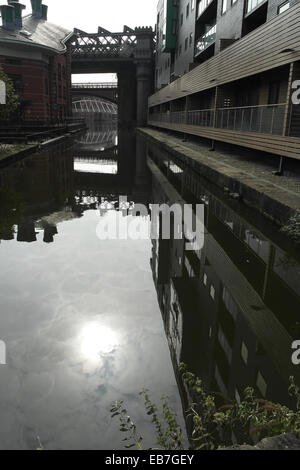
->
xmin=241 ymin=341 xmax=248 ymax=365
xmin=180 ymin=13 xmax=183 ymax=25
xmin=203 ymin=273 xmax=208 ymax=286
xmin=222 ymin=0 xmax=227 ymax=14
xmin=189 ymin=32 xmax=193 ymax=46
xmin=278 ymin=1 xmax=289 ymax=14
xmin=5 ymin=58 xmax=22 ymax=65
xmin=179 ymin=44 xmax=182 ymax=55
xmin=210 ymin=285 xmax=216 ymax=300
xmin=185 ymin=37 xmax=188 ymax=51
xmin=172 ymin=19 xmax=177 ymax=34
xmin=186 ymin=2 xmax=190 ymax=17
xmin=268 ymin=81 xmax=280 ymax=105
xmin=191 ymin=0 xmax=195 ymax=10
xmin=58 ymin=63 xmax=62 ymax=81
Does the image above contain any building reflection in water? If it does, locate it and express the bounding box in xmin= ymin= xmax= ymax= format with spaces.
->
xmin=0 ymin=138 xmax=75 ymax=244
xmin=0 ymin=124 xmax=150 ymax=245
xmin=148 ymin=141 xmax=300 ymax=418
xmin=2 ymin=124 xmax=299 ymax=441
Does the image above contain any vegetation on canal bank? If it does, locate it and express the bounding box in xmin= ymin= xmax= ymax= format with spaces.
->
xmin=0 ymin=66 xmax=19 ymax=119
xmin=0 ymin=143 xmax=36 ymax=162
xmin=111 ymin=364 xmax=300 ymax=450
xmin=281 ymin=211 xmax=300 ymax=244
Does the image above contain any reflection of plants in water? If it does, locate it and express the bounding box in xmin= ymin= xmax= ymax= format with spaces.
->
xmin=275 ymin=252 xmax=300 ymax=276
xmin=281 ymin=211 xmax=300 ymax=244
xmin=0 ymin=188 xmax=25 ymax=239
xmin=111 ymin=390 xmax=184 ymax=450
xmin=112 ymin=364 xmax=300 ymax=450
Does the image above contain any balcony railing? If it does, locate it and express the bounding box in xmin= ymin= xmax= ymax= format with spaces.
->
xmin=188 ymin=109 xmax=214 ymax=127
xmin=195 ymin=25 xmax=216 ymax=56
xmin=148 ymin=103 xmax=286 ymax=136
xmin=216 ymin=104 xmax=286 ymax=135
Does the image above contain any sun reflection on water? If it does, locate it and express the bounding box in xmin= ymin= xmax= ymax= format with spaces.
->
xmin=80 ymin=323 xmax=119 ymax=362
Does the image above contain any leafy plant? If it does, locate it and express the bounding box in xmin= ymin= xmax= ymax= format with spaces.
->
xmin=111 ymin=364 xmax=300 ymax=450
xmin=0 ymin=66 xmax=19 ymax=119
xmin=281 ymin=211 xmax=300 ymax=243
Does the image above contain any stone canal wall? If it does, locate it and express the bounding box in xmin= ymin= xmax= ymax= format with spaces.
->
xmin=138 ymin=127 xmax=300 ymax=226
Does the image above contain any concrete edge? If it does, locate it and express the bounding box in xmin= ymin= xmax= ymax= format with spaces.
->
xmin=138 ymin=127 xmax=299 ymax=226
xmin=0 ymin=127 xmax=84 ymax=169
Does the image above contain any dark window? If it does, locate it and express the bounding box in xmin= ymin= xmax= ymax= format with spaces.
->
xmin=186 ymin=3 xmax=190 ymax=17
xmin=5 ymin=58 xmax=22 ymax=66
xmin=8 ymin=74 xmax=23 ymax=94
xmin=268 ymin=81 xmax=280 ymax=104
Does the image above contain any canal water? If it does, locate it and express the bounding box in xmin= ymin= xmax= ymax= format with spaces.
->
xmin=0 ymin=122 xmax=300 ymax=450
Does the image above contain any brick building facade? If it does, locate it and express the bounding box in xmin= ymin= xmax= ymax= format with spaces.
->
xmin=0 ymin=0 xmax=73 ymax=122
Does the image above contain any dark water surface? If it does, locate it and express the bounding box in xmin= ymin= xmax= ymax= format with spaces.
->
xmin=0 ymin=123 xmax=300 ymax=450
xmin=0 ymin=125 xmax=182 ymax=450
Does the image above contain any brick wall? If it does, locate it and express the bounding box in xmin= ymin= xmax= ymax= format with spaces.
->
xmin=0 ymin=49 xmax=71 ymax=122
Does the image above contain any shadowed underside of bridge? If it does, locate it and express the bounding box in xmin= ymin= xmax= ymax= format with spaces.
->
xmin=71 ymin=26 xmax=154 ymax=126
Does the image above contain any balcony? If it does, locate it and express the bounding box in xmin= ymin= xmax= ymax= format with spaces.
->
xmin=187 ymin=109 xmax=214 ymax=127
xmin=195 ymin=24 xmax=216 ymax=57
xmin=149 ymin=103 xmax=286 ymax=136
xmin=216 ymin=104 xmax=286 ymax=135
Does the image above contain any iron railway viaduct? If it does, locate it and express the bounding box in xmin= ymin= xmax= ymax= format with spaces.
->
xmin=71 ymin=26 xmax=155 ymax=127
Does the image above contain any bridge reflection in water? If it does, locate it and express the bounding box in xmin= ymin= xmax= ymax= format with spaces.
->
xmin=0 ymin=124 xmax=150 ymax=245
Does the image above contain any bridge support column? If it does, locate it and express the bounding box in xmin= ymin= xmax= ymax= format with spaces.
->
xmin=118 ymin=69 xmax=136 ymax=128
xmin=136 ymin=63 xmax=152 ymax=127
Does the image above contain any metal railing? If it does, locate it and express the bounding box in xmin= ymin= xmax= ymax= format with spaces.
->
xmin=149 ymin=103 xmax=286 ymax=136
xmin=195 ymin=24 xmax=216 ymax=56
xmin=72 ymin=83 xmax=118 ymax=89
xmin=188 ymin=109 xmax=214 ymax=127
xmin=215 ymin=104 xmax=286 ymax=135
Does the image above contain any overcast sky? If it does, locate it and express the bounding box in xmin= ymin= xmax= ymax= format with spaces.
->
xmin=30 ymin=0 xmax=157 ymax=82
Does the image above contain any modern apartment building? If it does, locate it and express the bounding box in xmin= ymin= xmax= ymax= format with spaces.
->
xmin=155 ymin=0 xmax=197 ymax=90
xmin=151 ymin=0 xmax=300 ymax=162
